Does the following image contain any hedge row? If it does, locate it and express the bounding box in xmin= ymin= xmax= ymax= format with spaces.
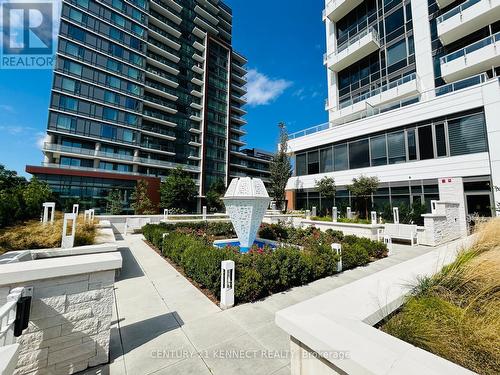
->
xmin=142 ymin=222 xmax=388 ymax=304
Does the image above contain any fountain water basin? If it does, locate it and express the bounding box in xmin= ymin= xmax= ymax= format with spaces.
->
xmin=215 ymin=177 xmax=272 ymax=253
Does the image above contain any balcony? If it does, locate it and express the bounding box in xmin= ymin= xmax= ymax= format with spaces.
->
xmin=323 ymin=0 xmax=364 ymax=22
xmin=325 ymin=27 xmax=380 ymax=72
xmin=440 ymin=32 xmax=500 ymax=82
xmin=150 ymin=0 xmax=182 ymax=25
xmin=334 ymin=74 xmax=420 ymax=122
xmin=437 ymin=0 xmax=500 ymax=45
xmin=436 ymin=0 xmax=457 ymax=8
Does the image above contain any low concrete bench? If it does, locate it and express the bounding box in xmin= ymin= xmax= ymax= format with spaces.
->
xmin=378 ymin=223 xmax=418 ymax=246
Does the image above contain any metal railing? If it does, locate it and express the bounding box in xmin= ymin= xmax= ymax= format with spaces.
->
xmin=289 ymin=73 xmax=492 ymax=140
xmin=435 ymin=72 xmax=488 ymax=96
xmin=324 ymin=26 xmax=380 ymax=63
xmin=0 ymin=288 xmax=24 ymax=346
xmin=437 ymin=0 xmax=482 ymax=24
xmin=440 ymin=32 xmax=500 ymax=64
xmin=339 ymin=73 xmax=418 ymax=110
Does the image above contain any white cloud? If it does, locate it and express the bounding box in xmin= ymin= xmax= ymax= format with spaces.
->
xmin=0 ymin=105 xmax=15 ymax=113
xmin=245 ymin=69 xmax=292 ymax=106
xmin=36 ymin=132 xmax=49 ymax=149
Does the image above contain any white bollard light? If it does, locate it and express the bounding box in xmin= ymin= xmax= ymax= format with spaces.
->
xmin=306 ymin=210 xmax=311 ymax=220
xmin=347 ymin=207 xmax=352 ymax=219
xmin=331 ymin=243 xmax=342 ymax=272
xmin=202 ymin=206 xmax=207 ymax=220
xmin=61 ymin=213 xmax=77 ymax=249
xmin=384 ymin=235 xmax=393 ymax=255
xmin=393 ymin=207 xmax=399 ymax=224
xmin=371 ymin=211 xmax=377 ymax=225
xmin=311 ymin=206 xmax=317 ymax=218
xmin=163 ymin=209 xmax=169 ymax=221
xmin=72 ymin=204 xmax=79 ymax=216
xmin=42 ymin=202 xmax=56 ymax=224
xmin=220 ymin=260 xmax=235 ymax=310
xmin=162 ymin=232 xmax=169 ymax=239
xmin=332 ymin=207 xmax=338 ymax=222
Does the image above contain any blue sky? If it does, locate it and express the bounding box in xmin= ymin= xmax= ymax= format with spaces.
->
xmin=0 ymin=0 xmax=328 ymax=177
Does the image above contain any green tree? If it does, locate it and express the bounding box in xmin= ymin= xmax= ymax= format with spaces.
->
xmin=348 ymin=175 xmax=379 ymax=219
xmin=160 ymin=167 xmax=198 ymax=212
xmin=0 ymin=164 xmax=27 ymax=190
xmin=106 ymin=189 xmax=123 ymax=215
xmin=315 ymin=177 xmax=336 ymax=214
xmin=22 ymin=177 xmax=52 ymax=218
xmin=131 ymin=179 xmax=156 ymax=215
xmin=269 ymin=122 xmax=292 ymax=212
xmin=206 ymin=179 xmax=226 ymax=212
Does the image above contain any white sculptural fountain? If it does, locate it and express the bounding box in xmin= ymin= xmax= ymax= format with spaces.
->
xmin=214 ymin=177 xmax=272 ymax=253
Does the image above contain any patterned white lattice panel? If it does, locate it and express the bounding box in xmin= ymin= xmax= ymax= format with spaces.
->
xmin=225 ymin=199 xmax=270 ymax=248
xmin=223 ymin=178 xmax=271 ymax=248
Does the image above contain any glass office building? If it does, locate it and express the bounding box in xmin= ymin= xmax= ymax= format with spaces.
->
xmin=27 ymin=0 xmax=267 ymax=212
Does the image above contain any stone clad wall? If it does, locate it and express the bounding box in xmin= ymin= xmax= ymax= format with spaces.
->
xmin=5 ymin=270 xmax=115 ymax=375
xmin=422 ymin=202 xmax=461 ymax=246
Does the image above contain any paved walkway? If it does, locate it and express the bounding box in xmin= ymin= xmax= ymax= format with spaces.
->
xmin=92 ymin=234 xmax=433 ymax=375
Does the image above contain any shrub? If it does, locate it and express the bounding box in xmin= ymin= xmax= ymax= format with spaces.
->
xmin=235 ymin=268 xmax=265 ymax=302
xmin=143 ymin=221 xmax=387 ymax=304
xmin=258 ymin=224 xmax=277 ymax=241
xmin=342 ymin=243 xmax=371 ymax=269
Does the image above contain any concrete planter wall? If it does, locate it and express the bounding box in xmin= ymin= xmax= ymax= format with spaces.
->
xmin=276 ymin=236 xmax=476 ymax=375
xmin=301 ymin=220 xmax=384 ymax=240
xmin=0 ymin=252 xmax=122 ymax=375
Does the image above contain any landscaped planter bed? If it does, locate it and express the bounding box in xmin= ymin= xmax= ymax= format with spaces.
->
xmin=0 ymin=214 xmax=97 ymax=254
xmin=381 ymin=218 xmax=500 ymax=375
xmin=143 ymin=222 xmax=388 ymax=305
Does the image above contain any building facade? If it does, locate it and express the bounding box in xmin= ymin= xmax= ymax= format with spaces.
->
xmin=26 ymin=0 xmax=267 ymax=212
xmin=286 ymin=0 xmax=500 ymax=218
xmin=229 ymin=148 xmax=273 ymax=184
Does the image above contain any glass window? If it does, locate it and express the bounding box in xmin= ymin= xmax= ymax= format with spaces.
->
xmin=385 ymin=7 xmax=404 ymax=40
xmin=296 ymin=154 xmax=306 ymax=176
xmin=334 ymin=143 xmax=348 ymax=171
xmin=62 ymin=78 xmax=76 ymax=92
xmin=103 ymin=108 xmax=118 ymax=121
xmin=107 ymin=76 xmax=120 ymax=89
xmin=387 ymin=131 xmax=406 ymax=164
xmin=60 ymin=96 xmax=77 ymax=111
xmin=122 ymin=129 xmax=134 ymax=143
xmin=56 ymin=115 xmax=75 ymax=130
xmin=418 ymin=125 xmax=434 ymax=160
xmin=308 ymin=151 xmax=319 ymax=175
xmin=370 ymin=135 xmax=387 ymax=166
xmin=320 ymin=147 xmax=333 ymax=173
xmin=386 ymin=39 xmax=407 ymax=66
xmin=407 ymin=129 xmax=417 ymax=160
xmin=448 ymin=114 xmax=488 ymax=156
xmin=435 ymin=123 xmax=447 ymax=157
xmin=349 ymin=139 xmax=370 ymax=169
xmin=101 ymin=125 xmax=116 ymax=139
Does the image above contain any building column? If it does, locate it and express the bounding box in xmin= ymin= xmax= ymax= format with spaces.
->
xmin=482 ymin=81 xmax=500 ymax=215
xmin=411 ymin=0 xmax=436 ymax=100
xmin=94 ymin=143 xmax=101 ymax=168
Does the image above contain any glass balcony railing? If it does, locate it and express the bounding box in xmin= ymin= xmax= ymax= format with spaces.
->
xmin=437 ymin=0 xmax=481 ymax=24
xmin=324 ymin=26 xmax=379 ymax=63
xmin=440 ymin=32 xmax=500 ymax=64
xmin=290 ymin=73 xmax=491 ymax=140
xmin=435 ymin=73 xmax=488 ymax=96
xmin=339 ymin=73 xmax=418 ymax=110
